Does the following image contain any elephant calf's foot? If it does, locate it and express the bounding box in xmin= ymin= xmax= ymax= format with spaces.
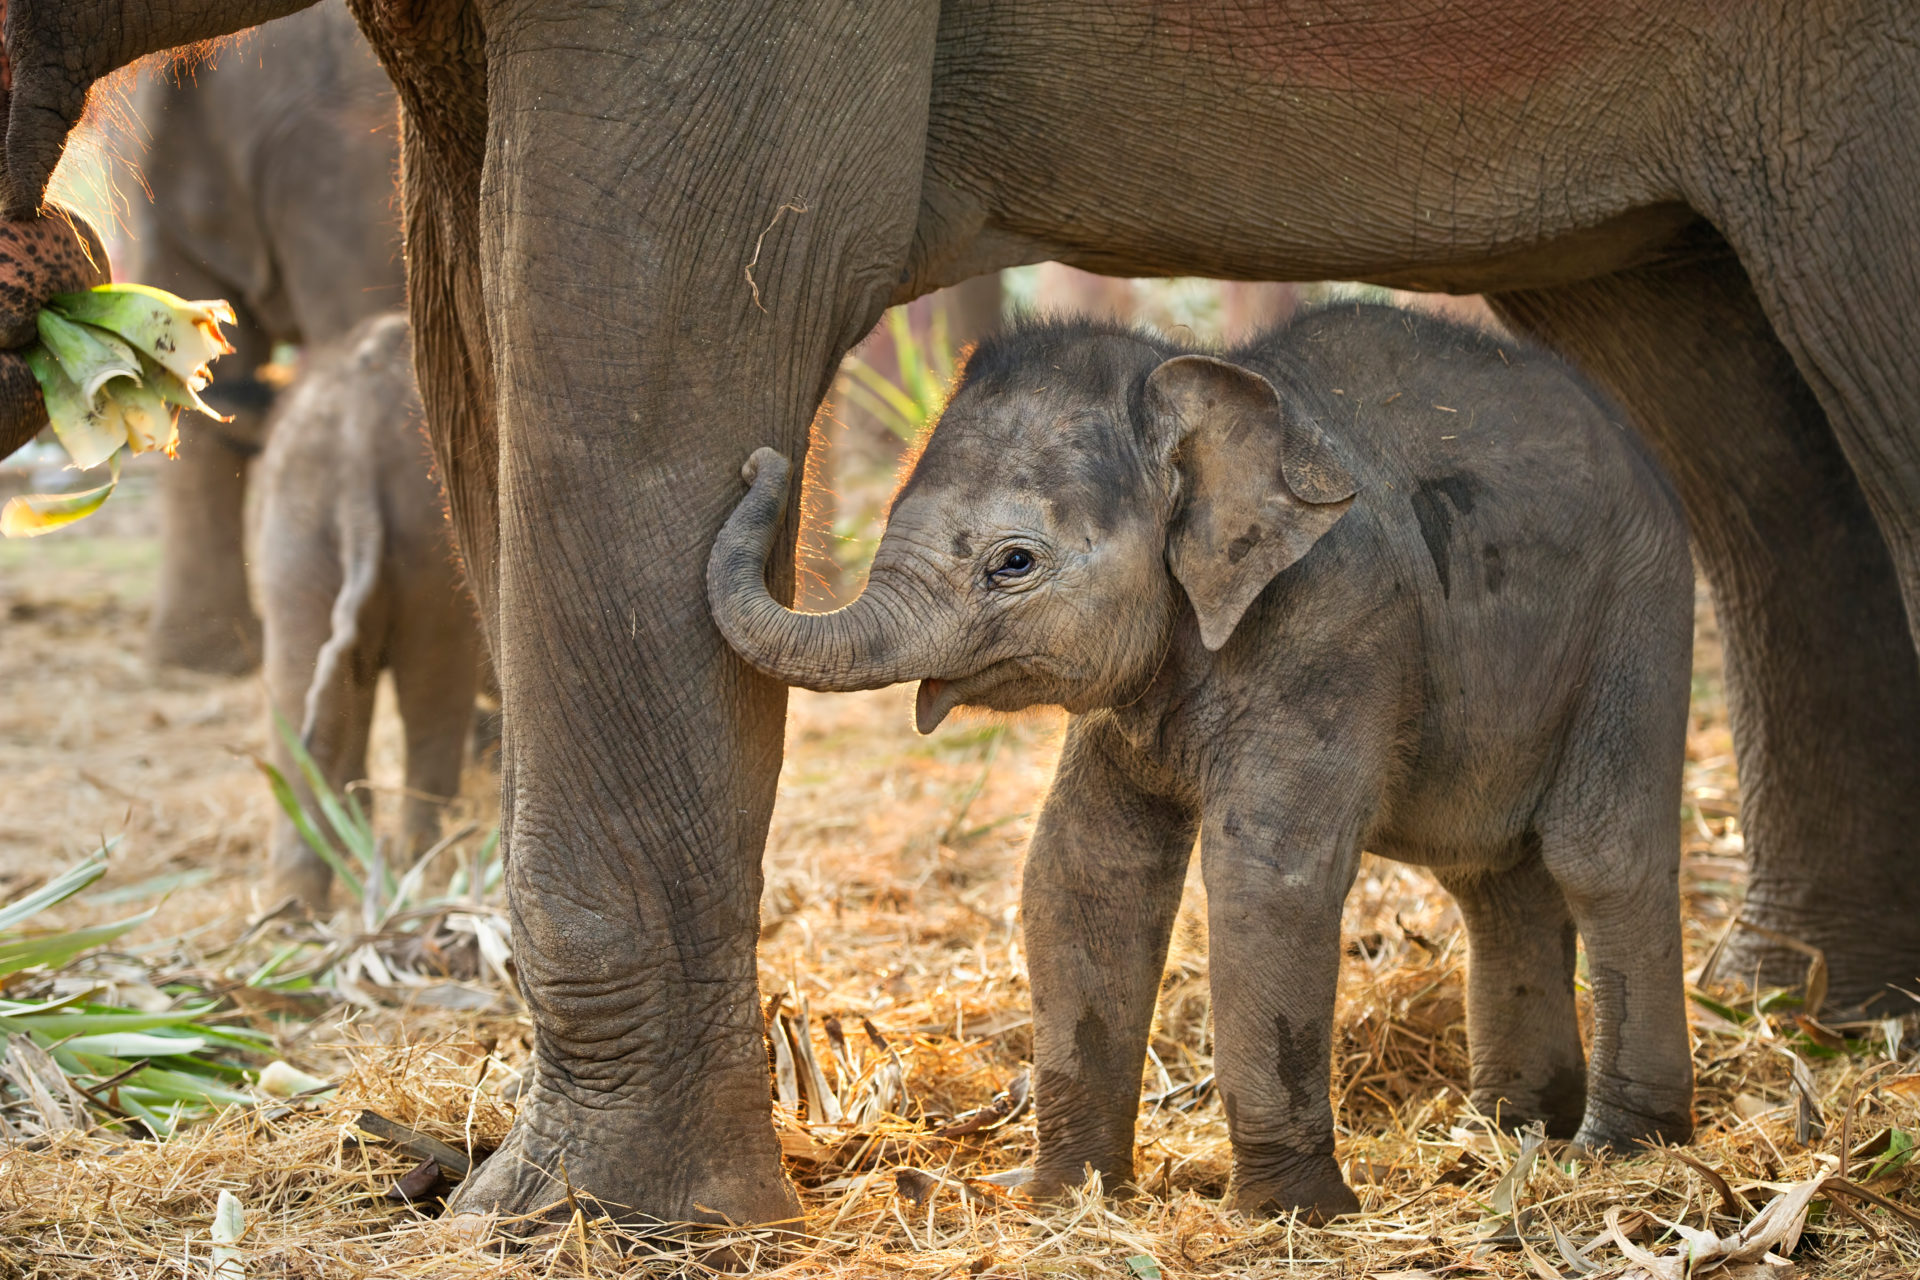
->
xmin=1470 ymin=1066 xmax=1587 ymax=1141
xmin=1026 ymin=1152 xmax=1137 ymax=1202
xmin=447 ymin=1071 xmax=800 ymax=1235
xmin=1226 ymin=1150 xmax=1361 ymax=1223
xmin=1569 ymin=1092 xmax=1694 ymax=1157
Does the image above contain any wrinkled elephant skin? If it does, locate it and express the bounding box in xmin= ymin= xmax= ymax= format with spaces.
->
xmin=3 ymin=0 xmax=1919 ymax=1229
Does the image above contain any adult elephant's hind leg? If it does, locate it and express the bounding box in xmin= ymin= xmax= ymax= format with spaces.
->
xmin=443 ymin=0 xmax=938 ymax=1228
xmin=1488 ymin=249 xmax=1920 ymax=1014
xmin=1674 ymin=13 xmax=1920 ymax=1005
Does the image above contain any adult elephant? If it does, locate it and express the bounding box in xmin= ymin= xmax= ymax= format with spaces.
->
xmin=124 ymin=0 xmax=403 ymax=673
xmin=1 ymin=0 xmax=1916 ymax=1227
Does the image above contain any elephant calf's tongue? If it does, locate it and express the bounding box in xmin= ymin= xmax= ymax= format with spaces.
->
xmin=915 ymin=679 xmax=949 ymax=735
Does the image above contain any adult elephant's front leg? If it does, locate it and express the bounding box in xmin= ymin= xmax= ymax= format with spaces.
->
xmin=443 ymin=1 xmax=938 ymax=1227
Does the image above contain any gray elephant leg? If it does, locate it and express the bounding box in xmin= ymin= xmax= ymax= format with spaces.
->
xmin=1535 ymin=596 xmax=1694 ymax=1150
xmin=258 ymin=525 xmax=387 ymax=912
xmin=406 ymin=0 xmax=938 ymax=1227
xmin=1024 ymin=717 xmax=1197 ymax=1199
xmin=1201 ymin=795 xmax=1364 ymax=1220
xmin=149 ymin=300 xmax=274 ymax=675
xmin=1488 ymin=244 xmax=1920 ymax=1013
xmin=389 ymin=589 xmax=480 ymax=865
xmin=1434 ymin=856 xmax=1585 ymax=1137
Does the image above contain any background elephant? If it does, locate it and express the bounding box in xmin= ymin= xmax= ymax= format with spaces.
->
xmin=2 ymin=0 xmax=1917 ymax=1229
xmin=121 ymin=0 xmax=403 ymax=674
xmin=254 ymin=312 xmax=480 ymax=911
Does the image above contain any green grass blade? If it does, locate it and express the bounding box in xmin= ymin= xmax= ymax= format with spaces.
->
xmin=0 ymin=848 xmax=111 ymax=932
xmin=251 ymin=756 xmax=363 ymax=901
xmin=0 ymin=1008 xmax=205 ymax=1037
xmin=0 ymin=904 xmax=158 ymax=977
xmin=269 ymin=706 xmax=376 ymax=871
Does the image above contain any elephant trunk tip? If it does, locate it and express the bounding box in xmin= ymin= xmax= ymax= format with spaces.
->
xmin=741 ymin=446 xmax=787 ymax=487
xmin=708 ymin=446 xmax=946 ymax=697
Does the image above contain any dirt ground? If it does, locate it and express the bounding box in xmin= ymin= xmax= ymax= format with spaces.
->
xmin=2 ymin=423 xmax=1916 ymax=1278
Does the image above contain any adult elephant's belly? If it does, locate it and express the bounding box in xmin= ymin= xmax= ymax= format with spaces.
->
xmin=915 ymin=0 xmax=1716 ymax=296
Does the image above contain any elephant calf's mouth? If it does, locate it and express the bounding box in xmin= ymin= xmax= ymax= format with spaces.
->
xmin=913 ymin=657 xmax=1050 ymax=735
xmin=914 ymin=679 xmax=949 ymax=735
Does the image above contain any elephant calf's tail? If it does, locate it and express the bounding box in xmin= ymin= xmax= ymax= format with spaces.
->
xmin=299 ymin=478 xmax=385 ymax=748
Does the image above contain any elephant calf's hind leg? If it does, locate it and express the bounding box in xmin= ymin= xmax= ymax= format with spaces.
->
xmin=1437 ymin=855 xmax=1586 ymax=1137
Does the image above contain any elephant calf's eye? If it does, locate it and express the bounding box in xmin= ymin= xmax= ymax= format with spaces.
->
xmin=988 ymin=547 xmax=1035 ymax=584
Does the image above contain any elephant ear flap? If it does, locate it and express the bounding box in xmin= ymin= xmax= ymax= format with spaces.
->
xmin=1146 ymin=355 xmax=1356 ymax=651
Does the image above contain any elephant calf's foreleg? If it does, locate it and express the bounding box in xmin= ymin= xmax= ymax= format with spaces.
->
xmin=1025 ymin=720 xmax=1197 ymax=1198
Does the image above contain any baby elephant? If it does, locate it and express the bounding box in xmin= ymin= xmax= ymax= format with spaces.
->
xmin=710 ymin=306 xmax=1694 ymax=1219
xmin=255 ymin=313 xmax=481 ymax=910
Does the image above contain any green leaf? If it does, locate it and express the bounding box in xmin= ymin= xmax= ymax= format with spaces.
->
xmin=0 ymin=849 xmax=110 ymax=931
xmin=1686 ymin=989 xmax=1753 ymax=1026
xmin=0 ymin=903 xmax=157 ymax=977
xmin=60 ymin=1031 xmax=209 ymax=1058
xmin=84 ymin=867 xmax=213 ymax=906
xmin=1 ymin=461 xmax=119 ymax=538
xmin=0 ymin=1007 xmax=208 ymax=1037
xmin=98 ymin=374 xmax=177 ymax=455
xmin=251 ymin=756 xmax=363 ymax=901
xmin=47 ymin=283 xmax=235 ymax=391
xmin=244 ymin=941 xmax=304 ymax=988
xmin=25 ymin=343 xmax=126 ymax=469
xmin=35 ymin=311 xmax=140 ymax=404
xmin=1123 ymin=1256 xmax=1162 ymax=1280
xmin=135 ymin=347 xmax=229 ymax=423
xmin=269 ymin=706 xmax=377 ymax=877
xmin=1867 ymin=1128 xmax=1914 ymax=1181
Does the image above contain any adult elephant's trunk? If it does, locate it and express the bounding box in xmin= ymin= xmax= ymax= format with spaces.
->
xmin=1 ymin=0 xmax=318 ymax=215
xmin=709 ymin=448 xmax=942 ymax=693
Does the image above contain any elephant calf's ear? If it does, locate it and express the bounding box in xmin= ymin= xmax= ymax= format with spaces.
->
xmin=1147 ymin=355 xmax=1356 ymax=650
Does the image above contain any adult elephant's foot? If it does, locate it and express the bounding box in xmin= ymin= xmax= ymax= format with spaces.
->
xmin=447 ymin=1068 xmax=800 ymax=1233
xmin=1708 ymin=877 xmax=1920 ymax=1018
xmin=151 ymin=609 xmax=262 ymax=676
xmin=1225 ymin=1150 xmax=1360 ymax=1223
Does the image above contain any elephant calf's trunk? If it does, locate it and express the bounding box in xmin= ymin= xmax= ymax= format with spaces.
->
xmin=706 ymin=447 xmax=930 ymax=692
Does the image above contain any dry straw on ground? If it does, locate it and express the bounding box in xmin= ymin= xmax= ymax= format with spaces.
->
xmin=2 ymin=456 xmax=1917 ymax=1277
